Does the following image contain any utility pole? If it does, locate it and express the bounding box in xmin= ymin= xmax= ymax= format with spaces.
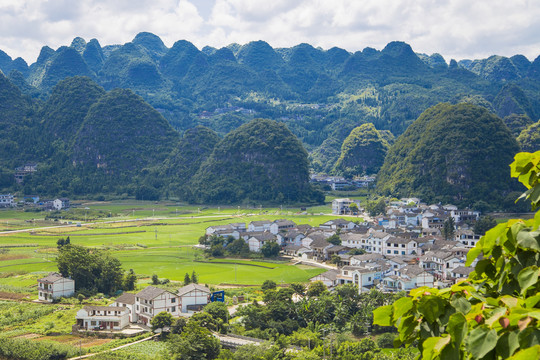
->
xmin=155 ymin=228 xmax=157 ymax=240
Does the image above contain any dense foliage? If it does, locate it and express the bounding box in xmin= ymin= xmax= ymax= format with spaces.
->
xmin=56 ymin=244 xmax=133 ymax=294
xmin=373 ymin=151 xmax=540 ymax=359
xmin=191 ymin=119 xmax=323 ymax=204
xmin=333 ymin=123 xmax=391 ymax=177
xmin=377 ymin=103 xmax=520 ymax=207
xmin=517 ymin=120 xmax=540 ymax=152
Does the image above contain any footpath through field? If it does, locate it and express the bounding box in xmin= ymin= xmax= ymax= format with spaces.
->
xmin=68 ymin=333 xmax=159 ymax=360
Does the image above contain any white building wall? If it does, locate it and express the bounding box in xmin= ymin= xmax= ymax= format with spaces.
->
xmin=180 ymin=290 xmax=210 ymax=313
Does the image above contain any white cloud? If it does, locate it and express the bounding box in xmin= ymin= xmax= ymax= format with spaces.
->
xmin=0 ymin=0 xmax=539 ymax=64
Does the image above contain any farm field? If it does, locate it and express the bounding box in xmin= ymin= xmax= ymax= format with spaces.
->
xmin=0 ymin=200 xmax=364 ymax=289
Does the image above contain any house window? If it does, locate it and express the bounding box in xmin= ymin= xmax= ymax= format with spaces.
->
xmin=402 ymin=251 xmax=405 ymax=255
xmin=39 ymin=292 xmax=42 ymax=297
xmin=136 ymin=297 xmax=139 ymax=301
xmin=171 ymin=306 xmax=176 ymax=312
xmin=149 ymin=300 xmax=152 ymax=304
xmin=401 ymin=244 xmax=405 ymax=248
xmin=394 ymin=251 xmax=398 ymax=254
xmin=368 ymin=277 xmax=371 ymax=281
xmin=114 ymin=322 xmax=119 ymax=326
xmin=343 ymin=271 xmax=348 ymax=275
xmin=91 ymin=321 xmax=96 ymax=326
xmin=136 ymin=305 xmax=139 ymax=311
xmin=171 ymin=298 xmax=176 ymax=303
xmin=387 ymin=250 xmax=390 ymax=254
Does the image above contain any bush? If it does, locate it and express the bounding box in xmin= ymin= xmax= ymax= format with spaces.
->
xmin=376 ymin=333 xmax=396 ymax=348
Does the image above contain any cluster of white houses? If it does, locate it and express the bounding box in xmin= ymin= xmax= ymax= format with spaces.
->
xmin=206 ymin=198 xmax=481 ymax=293
xmin=36 ymin=273 xmax=212 ymax=331
xmin=75 ymin=283 xmax=212 ymax=331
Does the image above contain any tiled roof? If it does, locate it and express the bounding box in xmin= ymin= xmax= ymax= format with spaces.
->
xmin=38 ymin=273 xmax=68 ymax=283
xmin=136 ymin=286 xmax=166 ymax=300
xmin=114 ymin=293 xmax=136 ymax=305
xmin=178 ymin=283 xmax=211 ymax=297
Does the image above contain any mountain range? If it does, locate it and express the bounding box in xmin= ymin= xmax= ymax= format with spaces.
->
xmin=0 ymin=33 xmax=538 ymax=206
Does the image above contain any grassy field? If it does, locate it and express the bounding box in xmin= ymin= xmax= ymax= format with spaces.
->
xmin=0 ymin=200 xmax=367 ymax=288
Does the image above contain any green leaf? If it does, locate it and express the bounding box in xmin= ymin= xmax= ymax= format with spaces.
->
xmin=516 ymin=229 xmax=540 ymax=251
xmin=393 ymin=297 xmax=414 ymax=321
xmin=525 ymin=293 xmax=540 ymax=308
xmin=485 ymin=307 xmax=508 ymax=328
xmin=447 ymin=313 xmax=467 ymax=346
xmin=422 ymin=336 xmax=451 ymax=360
xmin=517 ymin=266 xmax=540 ymax=294
xmin=466 ymin=325 xmax=498 ymax=359
xmin=518 ymin=327 xmax=540 ymax=348
xmin=466 ymin=247 xmax=482 ymax=267
xmin=450 ymin=296 xmax=471 ymax=315
xmin=418 ymin=295 xmax=446 ymax=323
xmin=373 ymin=305 xmax=393 ymax=327
xmin=496 ymin=331 xmax=520 ymax=359
xmin=507 ymin=345 xmax=540 ymax=360
xmin=397 ymin=314 xmax=418 ymax=342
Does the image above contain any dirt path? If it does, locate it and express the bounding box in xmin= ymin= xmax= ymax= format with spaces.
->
xmin=68 ymin=334 xmax=159 ymax=359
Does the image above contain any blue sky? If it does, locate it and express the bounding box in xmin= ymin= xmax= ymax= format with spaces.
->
xmin=1 ymin=0 xmax=539 ymax=64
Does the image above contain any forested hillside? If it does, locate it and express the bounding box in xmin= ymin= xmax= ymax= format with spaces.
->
xmin=0 ymin=33 xmax=538 ymax=205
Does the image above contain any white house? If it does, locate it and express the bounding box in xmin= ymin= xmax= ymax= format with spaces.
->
xmin=320 ymin=219 xmax=357 ymax=230
xmin=37 ymin=273 xmax=75 ymax=302
xmin=76 ymin=306 xmax=130 ymax=331
xmin=269 ymin=220 xmax=296 ymax=235
xmin=135 ymin=286 xmax=180 ymax=325
xmin=332 ymin=198 xmax=362 ymax=215
xmin=309 ymin=269 xmax=339 ymax=288
xmin=248 ymin=220 xmax=273 ymax=232
xmin=455 ymin=230 xmax=481 ymax=248
xmin=383 ymin=238 xmax=418 ymax=256
xmin=177 ymin=283 xmax=211 ymax=313
xmin=382 ymin=265 xmax=434 ymax=291
xmin=276 ymin=229 xmax=305 ymax=246
xmin=52 ymin=198 xmax=70 ymax=210
xmin=351 ymin=267 xmax=382 ymax=293
xmin=111 ymin=293 xmax=137 ymax=322
xmin=247 ymin=233 xmax=277 ymax=253
xmin=0 ymin=194 xmax=15 ymax=208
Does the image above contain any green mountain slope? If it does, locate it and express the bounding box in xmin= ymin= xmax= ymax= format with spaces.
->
xmin=191 ymin=119 xmax=323 ymax=204
xmin=517 ymin=120 xmax=540 ymax=152
xmin=377 ymin=103 xmax=520 ymax=206
xmin=72 ymin=88 xmax=179 ymax=173
xmin=333 ymin=123 xmax=390 ymax=177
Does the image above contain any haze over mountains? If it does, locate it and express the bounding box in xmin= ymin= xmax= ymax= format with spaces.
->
xmin=0 ymin=32 xmax=538 ymax=207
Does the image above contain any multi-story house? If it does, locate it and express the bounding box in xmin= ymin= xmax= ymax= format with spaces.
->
xmin=37 ymin=273 xmax=75 ymax=302
xmin=135 ymin=286 xmax=180 ymax=325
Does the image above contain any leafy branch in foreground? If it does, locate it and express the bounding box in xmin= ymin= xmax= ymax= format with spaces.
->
xmin=373 ymin=151 xmax=540 ymax=360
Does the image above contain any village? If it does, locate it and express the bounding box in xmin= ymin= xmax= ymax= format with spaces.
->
xmin=25 ymin=196 xmax=483 ymax=339
xmin=204 ymin=197 xmax=480 ymax=293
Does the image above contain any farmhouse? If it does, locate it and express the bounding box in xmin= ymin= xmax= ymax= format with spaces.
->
xmin=177 ymin=283 xmax=212 ymax=313
xmin=247 ymin=232 xmax=277 ymax=252
xmin=37 ymin=273 xmax=75 ymax=302
xmin=0 ymin=194 xmax=15 ymax=207
xmin=135 ymin=286 xmax=180 ymax=325
xmin=76 ymin=306 xmax=130 ymax=331
xmin=111 ymin=292 xmax=137 ymax=322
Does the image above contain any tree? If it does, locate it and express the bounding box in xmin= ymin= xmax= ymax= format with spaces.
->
xmin=167 ymin=322 xmax=220 ymax=360
xmin=261 ymin=241 xmax=280 ymax=258
xmin=306 ymin=281 xmax=327 ymax=297
xmin=349 ymin=202 xmax=359 ymax=214
xmin=327 ymin=234 xmax=341 ymax=245
xmin=366 ymin=198 xmax=386 ymax=216
xmin=184 ymin=273 xmax=191 ymax=285
xmin=226 ymin=238 xmax=250 ymax=256
xmin=373 ymin=151 xmax=540 ymax=359
xmin=441 ymin=217 xmax=455 ymax=240
xmin=56 ymin=244 xmax=125 ymax=294
xmin=171 ymin=317 xmax=187 ymax=334
xmin=191 ymin=271 xmax=198 ymax=284
xmin=261 ymin=280 xmax=277 ymax=291
xmin=473 ymin=215 xmax=498 ymax=235
xmin=123 ymin=269 xmax=137 ymax=290
xmin=77 ymin=294 xmax=84 ymax=304
xmin=203 ymin=301 xmax=229 ymax=324
xmin=152 ymin=274 xmax=159 ymax=285
xmin=151 ymin=311 xmax=174 ymax=331
xmin=330 ymin=254 xmax=341 ymax=265
xmin=290 ymin=283 xmax=305 ymax=296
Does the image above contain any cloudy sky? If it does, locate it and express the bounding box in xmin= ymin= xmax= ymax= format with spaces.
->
xmin=1 ymin=0 xmax=539 ymax=64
